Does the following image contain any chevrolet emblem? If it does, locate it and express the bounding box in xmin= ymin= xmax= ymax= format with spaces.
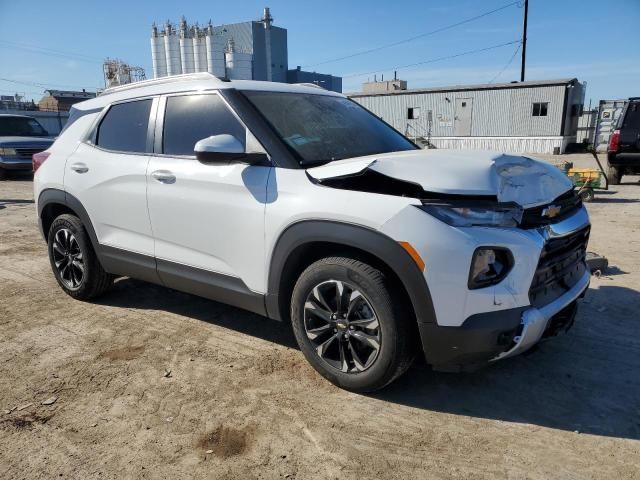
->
xmin=542 ymin=205 xmax=561 ymax=219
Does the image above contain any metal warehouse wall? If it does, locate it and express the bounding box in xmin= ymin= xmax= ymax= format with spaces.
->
xmin=352 ymin=85 xmax=568 ymax=138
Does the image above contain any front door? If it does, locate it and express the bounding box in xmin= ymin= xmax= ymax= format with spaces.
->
xmin=454 ymin=98 xmax=473 ymax=136
xmin=146 ymin=92 xmax=270 ymax=294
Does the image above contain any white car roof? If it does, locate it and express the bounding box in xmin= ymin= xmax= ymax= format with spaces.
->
xmin=76 ymin=72 xmax=343 ymax=111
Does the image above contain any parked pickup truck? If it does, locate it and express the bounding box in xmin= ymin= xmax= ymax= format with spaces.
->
xmin=607 ymin=97 xmax=640 ymax=184
xmin=0 ymin=114 xmax=54 ymax=179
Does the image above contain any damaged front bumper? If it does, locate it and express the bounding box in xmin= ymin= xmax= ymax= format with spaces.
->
xmin=491 ymin=268 xmax=589 ymax=361
xmin=415 ymin=206 xmax=591 ymax=372
xmin=419 ymin=269 xmax=588 ymax=372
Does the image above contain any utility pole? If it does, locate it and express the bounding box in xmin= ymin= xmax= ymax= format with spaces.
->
xmin=520 ymin=0 xmax=529 ymax=82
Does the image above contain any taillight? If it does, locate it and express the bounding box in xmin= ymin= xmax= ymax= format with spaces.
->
xmin=32 ymin=151 xmax=50 ymax=172
xmin=608 ymin=130 xmax=620 ymax=152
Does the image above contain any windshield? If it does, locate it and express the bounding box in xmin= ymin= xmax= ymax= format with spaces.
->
xmin=242 ymin=91 xmax=416 ymax=166
xmin=0 ymin=116 xmax=48 ymax=137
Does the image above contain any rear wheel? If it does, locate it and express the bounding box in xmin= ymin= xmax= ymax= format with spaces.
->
xmin=47 ymin=214 xmax=113 ymax=300
xmin=291 ymin=257 xmax=414 ymax=392
xmin=0 ymin=168 xmax=7 ymax=180
xmin=607 ymin=163 xmax=622 ymax=185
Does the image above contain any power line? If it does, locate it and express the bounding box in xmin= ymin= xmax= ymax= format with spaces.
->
xmin=343 ymin=40 xmax=521 ymax=79
xmin=0 ymin=77 xmax=97 ymax=91
xmin=0 ymin=88 xmax=42 ymax=96
xmin=488 ymin=42 xmax=522 ymax=83
xmin=0 ymin=40 xmax=103 ymax=64
xmin=302 ymin=0 xmax=521 ymax=69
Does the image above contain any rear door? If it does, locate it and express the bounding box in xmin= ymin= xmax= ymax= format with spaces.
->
xmin=146 ymin=92 xmax=271 ymax=294
xmin=64 ymin=98 xmax=157 ymax=262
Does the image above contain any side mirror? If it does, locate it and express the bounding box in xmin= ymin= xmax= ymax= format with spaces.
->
xmin=194 ymin=134 xmax=268 ymax=165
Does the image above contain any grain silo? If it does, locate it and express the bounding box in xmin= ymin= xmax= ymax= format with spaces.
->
xmin=179 ymin=18 xmax=195 ymax=74
xmin=163 ymin=22 xmax=182 ymax=76
xmin=192 ymin=26 xmax=208 ymax=73
xmin=205 ymin=22 xmax=226 ymax=77
xmin=150 ymin=24 xmax=167 ymax=78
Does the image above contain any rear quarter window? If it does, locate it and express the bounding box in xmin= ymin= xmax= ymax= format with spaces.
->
xmin=96 ymin=99 xmax=152 ymax=153
xmin=60 ymin=106 xmax=102 ymax=135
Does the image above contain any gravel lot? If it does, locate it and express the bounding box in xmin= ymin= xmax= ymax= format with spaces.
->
xmin=1 ymin=154 xmax=639 ymax=479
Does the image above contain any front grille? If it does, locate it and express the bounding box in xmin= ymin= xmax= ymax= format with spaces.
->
xmin=529 ymin=226 xmax=589 ymax=308
xmin=520 ymin=190 xmax=582 ymax=229
xmin=15 ymin=147 xmax=45 ymax=158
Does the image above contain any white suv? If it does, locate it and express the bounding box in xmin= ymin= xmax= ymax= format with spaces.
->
xmin=34 ymin=73 xmax=590 ymax=392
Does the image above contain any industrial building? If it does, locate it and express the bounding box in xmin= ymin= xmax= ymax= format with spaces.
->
xmin=38 ymin=89 xmax=96 ymax=112
xmin=350 ymin=78 xmax=585 ymax=154
xmin=150 ymin=9 xmax=285 ymax=82
xmin=103 ymin=59 xmax=147 ymax=89
xmin=150 ymin=8 xmax=341 ymax=91
xmin=286 ymin=66 xmax=342 ymax=93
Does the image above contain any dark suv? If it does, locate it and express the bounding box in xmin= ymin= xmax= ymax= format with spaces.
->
xmin=0 ymin=114 xmax=54 ymax=179
xmin=607 ymin=97 xmax=640 ymax=184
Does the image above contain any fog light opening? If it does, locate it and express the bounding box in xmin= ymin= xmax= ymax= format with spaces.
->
xmin=468 ymin=247 xmax=513 ymax=289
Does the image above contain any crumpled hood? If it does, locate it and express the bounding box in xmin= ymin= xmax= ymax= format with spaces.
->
xmin=306 ymin=149 xmax=573 ymax=207
xmin=0 ymin=136 xmax=54 ymax=147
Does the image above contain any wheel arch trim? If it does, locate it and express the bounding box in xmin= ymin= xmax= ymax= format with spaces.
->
xmin=266 ymin=220 xmax=438 ymax=325
xmin=37 ymin=188 xmax=100 ymax=253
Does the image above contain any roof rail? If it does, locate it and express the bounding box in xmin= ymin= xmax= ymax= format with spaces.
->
xmin=294 ymin=83 xmax=324 ymax=90
xmin=100 ymin=72 xmax=224 ymax=96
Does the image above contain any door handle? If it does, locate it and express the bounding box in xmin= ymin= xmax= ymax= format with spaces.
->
xmin=70 ymin=163 xmax=88 ymax=174
xmin=151 ymin=170 xmax=176 ymax=184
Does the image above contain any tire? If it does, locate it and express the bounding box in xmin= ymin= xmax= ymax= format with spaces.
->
xmin=607 ymin=164 xmax=622 ymax=185
xmin=47 ymin=214 xmax=113 ymax=300
xmin=579 ymin=187 xmax=594 ymax=202
xmin=0 ymin=168 xmax=7 ymax=180
xmin=290 ymin=257 xmax=414 ymax=392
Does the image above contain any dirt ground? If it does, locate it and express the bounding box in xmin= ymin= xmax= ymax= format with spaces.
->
xmin=1 ymin=153 xmax=639 ymax=479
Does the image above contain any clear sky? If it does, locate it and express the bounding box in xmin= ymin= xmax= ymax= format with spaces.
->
xmin=0 ymin=0 xmax=638 ymax=105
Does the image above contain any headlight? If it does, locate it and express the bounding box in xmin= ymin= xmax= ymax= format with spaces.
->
xmin=468 ymin=247 xmax=513 ymax=289
xmin=0 ymin=147 xmax=18 ymax=156
xmin=419 ymin=204 xmax=522 ymax=227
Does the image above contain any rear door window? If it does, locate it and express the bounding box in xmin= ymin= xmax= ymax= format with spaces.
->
xmin=162 ymin=94 xmax=246 ymax=156
xmin=96 ymin=99 xmax=152 ymax=153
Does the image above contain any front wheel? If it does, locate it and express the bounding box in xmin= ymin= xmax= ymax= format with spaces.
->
xmin=47 ymin=214 xmax=113 ymax=300
xmin=290 ymin=257 xmax=414 ymax=392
